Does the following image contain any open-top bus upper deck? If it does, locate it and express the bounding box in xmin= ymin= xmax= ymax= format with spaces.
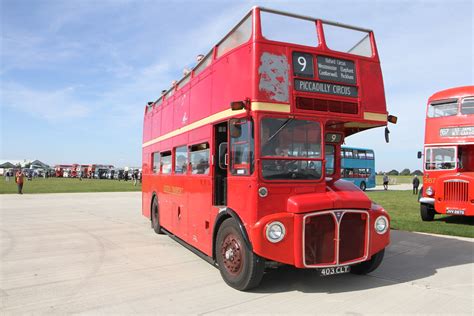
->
xmin=143 ymin=7 xmax=389 ymax=150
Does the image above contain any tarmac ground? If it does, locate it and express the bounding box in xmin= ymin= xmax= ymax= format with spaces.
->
xmin=1 ymin=192 xmax=473 ymax=314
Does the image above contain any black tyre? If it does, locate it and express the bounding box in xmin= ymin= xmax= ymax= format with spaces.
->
xmin=360 ymin=181 xmax=367 ymax=191
xmin=216 ymin=218 xmax=265 ymax=291
xmin=420 ymin=203 xmax=435 ymax=221
xmin=351 ymin=249 xmax=385 ymax=275
xmin=151 ymin=197 xmax=164 ymax=234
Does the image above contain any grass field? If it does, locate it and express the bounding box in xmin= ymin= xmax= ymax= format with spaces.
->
xmin=367 ymin=190 xmax=473 ymax=238
xmin=0 ymin=177 xmax=141 ymax=194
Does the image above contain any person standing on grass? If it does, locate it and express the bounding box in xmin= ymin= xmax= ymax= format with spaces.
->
xmin=412 ymin=175 xmax=420 ymax=195
xmin=15 ymin=170 xmax=24 ymax=194
xmin=383 ymin=173 xmax=389 ymax=190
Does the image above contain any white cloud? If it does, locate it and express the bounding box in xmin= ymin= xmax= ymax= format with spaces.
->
xmin=1 ymin=83 xmax=91 ymax=120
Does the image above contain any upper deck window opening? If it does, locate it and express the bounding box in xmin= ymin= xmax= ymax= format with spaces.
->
xmin=165 ymin=87 xmax=175 ymax=99
xmin=322 ymin=23 xmax=372 ymax=57
xmin=193 ymin=52 xmax=212 ymax=76
xmin=344 ymin=149 xmax=354 ymax=158
xmin=177 ymin=74 xmax=191 ymax=90
xmin=261 ymin=11 xmax=318 ymax=47
xmin=357 ymin=150 xmax=367 ymax=159
xmin=217 ymin=14 xmax=252 ymax=58
xmin=461 ymin=97 xmax=474 ymax=115
xmin=428 ymin=100 xmax=458 ymax=118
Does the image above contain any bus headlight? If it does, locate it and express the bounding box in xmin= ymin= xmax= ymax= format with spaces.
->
xmin=374 ymin=216 xmax=389 ymax=234
xmin=265 ymin=221 xmax=285 ymax=243
xmin=426 ymin=186 xmax=434 ymax=196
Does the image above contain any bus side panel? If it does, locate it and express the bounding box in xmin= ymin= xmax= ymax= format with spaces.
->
xmin=211 ymin=44 xmax=253 ymax=113
xmin=151 ymin=108 xmax=161 ymax=142
xmin=358 ymin=60 xmax=386 ymax=114
xmin=142 ymin=147 xmax=153 ymax=218
xmin=227 ymin=176 xmax=258 ymax=240
xmin=187 ymin=175 xmax=213 ymax=255
xmin=254 ymin=43 xmax=290 ymax=104
xmin=157 ymin=138 xmax=173 ymax=231
xmin=189 ymin=71 xmax=212 ymax=123
xmin=173 ymin=85 xmax=191 ymax=129
xmin=161 ymin=103 xmax=174 ymax=137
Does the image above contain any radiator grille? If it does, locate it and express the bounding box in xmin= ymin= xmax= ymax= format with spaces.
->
xmin=304 ymin=214 xmax=336 ymax=265
xmin=296 ymin=97 xmax=358 ymax=114
xmin=444 ymin=180 xmax=469 ymax=202
xmin=339 ymin=213 xmax=367 ymax=264
xmin=304 ymin=211 xmax=368 ymax=266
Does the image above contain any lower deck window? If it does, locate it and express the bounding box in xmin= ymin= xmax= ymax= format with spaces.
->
xmin=161 ymin=152 xmax=172 ymax=174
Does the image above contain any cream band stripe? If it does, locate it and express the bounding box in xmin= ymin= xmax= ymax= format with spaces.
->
xmin=252 ymin=102 xmax=291 ymax=113
xmin=142 ymin=108 xmax=245 ymax=148
xmin=142 ymin=102 xmax=290 ymax=148
xmin=363 ymin=112 xmax=387 ymax=122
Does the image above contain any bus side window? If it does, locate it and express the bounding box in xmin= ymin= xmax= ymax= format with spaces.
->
xmin=230 ymin=118 xmax=254 ymax=176
xmin=190 ymin=143 xmax=210 ymax=175
xmin=161 ymin=151 xmax=172 ymax=174
xmin=175 ymin=146 xmax=188 ymax=174
xmin=153 ymin=152 xmax=160 ymax=174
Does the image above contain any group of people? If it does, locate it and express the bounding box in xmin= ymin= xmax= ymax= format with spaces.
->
xmin=382 ymin=173 xmax=421 ymax=195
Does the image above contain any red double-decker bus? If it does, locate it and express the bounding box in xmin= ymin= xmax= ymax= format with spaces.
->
xmin=418 ymin=86 xmax=474 ymax=220
xmin=142 ymin=7 xmax=395 ymax=290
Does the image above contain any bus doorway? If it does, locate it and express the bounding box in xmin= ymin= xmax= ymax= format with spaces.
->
xmin=214 ymin=122 xmax=228 ymax=205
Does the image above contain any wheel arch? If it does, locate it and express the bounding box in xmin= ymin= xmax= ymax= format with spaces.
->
xmin=212 ymin=208 xmax=253 ymax=261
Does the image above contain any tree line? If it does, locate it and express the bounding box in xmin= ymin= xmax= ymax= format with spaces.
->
xmin=377 ymin=169 xmax=423 ymax=176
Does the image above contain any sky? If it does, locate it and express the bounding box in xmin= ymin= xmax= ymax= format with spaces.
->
xmin=1 ymin=0 xmax=473 ymax=171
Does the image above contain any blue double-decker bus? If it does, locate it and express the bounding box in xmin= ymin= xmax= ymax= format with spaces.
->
xmin=340 ymin=147 xmax=376 ymax=191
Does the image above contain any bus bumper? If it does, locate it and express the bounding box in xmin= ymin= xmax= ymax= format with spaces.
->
xmin=249 ymin=207 xmax=390 ymax=268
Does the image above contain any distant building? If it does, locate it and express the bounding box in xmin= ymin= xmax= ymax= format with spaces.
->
xmin=0 ymin=159 xmax=50 ymax=175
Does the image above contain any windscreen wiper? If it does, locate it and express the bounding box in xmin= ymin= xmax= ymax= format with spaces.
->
xmin=267 ymin=118 xmax=293 ymax=143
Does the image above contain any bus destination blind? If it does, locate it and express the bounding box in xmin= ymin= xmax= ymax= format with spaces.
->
xmin=294 ymin=79 xmax=358 ymax=98
xmin=317 ymin=56 xmax=357 ymax=85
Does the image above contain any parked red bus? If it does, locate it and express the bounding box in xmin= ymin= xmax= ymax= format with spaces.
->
xmin=142 ymin=7 xmax=395 ymax=290
xmin=418 ymin=86 xmax=474 ymax=220
xmin=54 ymin=164 xmax=72 ymax=178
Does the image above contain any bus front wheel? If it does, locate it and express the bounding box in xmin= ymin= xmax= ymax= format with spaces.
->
xmin=350 ymin=249 xmax=385 ymax=275
xmin=216 ymin=218 xmax=265 ymax=291
xmin=359 ymin=181 xmax=367 ymax=191
xmin=420 ymin=203 xmax=435 ymax=221
xmin=151 ymin=198 xmax=164 ymax=234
